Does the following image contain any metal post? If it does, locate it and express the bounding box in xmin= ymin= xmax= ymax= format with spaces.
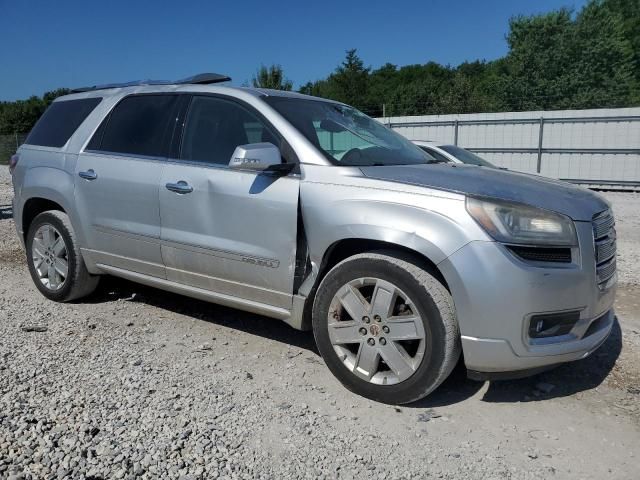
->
xmin=536 ymin=117 xmax=544 ymax=173
xmin=454 ymin=120 xmax=459 ymax=146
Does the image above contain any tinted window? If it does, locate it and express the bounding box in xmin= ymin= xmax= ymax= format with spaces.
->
xmin=181 ymin=96 xmax=279 ymax=165
xmin=25 ymin=98 xmax=102 ymax=148
xmin=90 ymin=94 xmax=178 ymax=157
xmin=418 ymin=146 xmax=450 ymax=163
xmin=440 ymin=145 xmax=495 ymax=167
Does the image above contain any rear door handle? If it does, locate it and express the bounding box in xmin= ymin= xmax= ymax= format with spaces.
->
xmin=165 ymin=180 xmax=193 ymax=194
xmin=78 ymin=169 xmax=97 ymax=181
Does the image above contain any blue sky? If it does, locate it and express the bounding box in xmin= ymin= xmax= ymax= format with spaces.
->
xmin=0 ymin=0 xmax=587 ymax=101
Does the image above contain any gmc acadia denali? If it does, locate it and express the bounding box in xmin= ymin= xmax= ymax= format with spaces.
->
xmin=10 ymin=73 xmax=617 ymax=404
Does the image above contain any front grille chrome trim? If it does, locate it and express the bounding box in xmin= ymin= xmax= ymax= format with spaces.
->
xmin=593 ymin=211 xmax=615 ymax=240
xmin=592 ymin=210 xmax=616 ymax=288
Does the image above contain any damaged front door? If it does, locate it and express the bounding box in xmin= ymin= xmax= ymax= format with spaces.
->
xmin=158 ymin=95 xmax=300 ymax=310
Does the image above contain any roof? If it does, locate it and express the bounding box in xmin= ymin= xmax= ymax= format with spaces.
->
xmin=70 ymin=72 xmax=232 ymax=93
xmin=60 ymin=72 xmax=338 ymax=104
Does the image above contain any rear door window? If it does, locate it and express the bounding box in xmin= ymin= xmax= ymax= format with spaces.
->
xmin=88 ymin=94 xmax=178 ymax=157
xmin=25 ymin=97 xmax=102 ymax=148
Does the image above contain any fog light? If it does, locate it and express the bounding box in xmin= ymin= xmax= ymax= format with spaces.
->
xmin=528 ymin=311 xmax=580 ymax=339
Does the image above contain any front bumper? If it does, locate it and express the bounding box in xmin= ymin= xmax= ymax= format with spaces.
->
xmin=462 ymin=309 xmax=613 ymax=374
xmin=438 ymin=221 xmax=616 ymax=374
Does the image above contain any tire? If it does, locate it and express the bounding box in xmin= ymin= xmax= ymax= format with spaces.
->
xmin=312 ymin=251 xmax=460 ymax=404
xmin=25 ymin=210 xmax=100 ymax=302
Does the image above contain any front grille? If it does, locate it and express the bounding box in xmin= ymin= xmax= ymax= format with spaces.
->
xmin=595 ymin=238 xmax=616 ymax=263
xmin=593 ymin=213 xmax=615 ymax=239
xmin=507 ymin=246 xmax=572 ymax=263
xmin=597 ymin=257 xmax=616 ymax=282
xmin=592 ymin=210 xmax=617 ymax=288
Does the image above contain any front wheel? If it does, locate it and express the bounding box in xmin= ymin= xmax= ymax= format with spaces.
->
xmin=312 ymin=252 xmax=460 ymax=404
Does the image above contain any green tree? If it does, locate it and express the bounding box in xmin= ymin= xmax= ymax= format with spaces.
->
xmin=595 ymin=0 xmax=640 ymax=103
xmin=499 ymin=9 xmax=577 ymax=110
xmin=571 ymin=0 xmax=635 ymax=108
xmin=500 ymin=2 xmax=636 ymax=110
xmin=330 ymin=49 xmax=371 ymax=110
xmin=251 ymin=64 xmax=293 ymax=91
xmin=299 ymin=50 xmax=372 ymax=112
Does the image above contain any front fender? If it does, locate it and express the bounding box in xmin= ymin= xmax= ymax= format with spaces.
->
xmin=299 ymin=179 xmax=487 ymax=281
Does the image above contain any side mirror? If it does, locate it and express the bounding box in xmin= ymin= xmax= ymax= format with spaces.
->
xmin=229 ymin=143 xmax=284 ymax=172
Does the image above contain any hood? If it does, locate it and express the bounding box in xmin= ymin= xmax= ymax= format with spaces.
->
xmin=359 ymin=163 xmax=609 ymax=221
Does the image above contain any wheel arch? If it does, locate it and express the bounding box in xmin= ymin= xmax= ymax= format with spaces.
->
xmin=16 ymin=166 xmax=77 ymax=240
xmin=319 ymin=237 xmax=450 ymax=291
xmin=22 ymin=197 xmax=66 ymax=240
xmin=295 ymin=233 xmax=454 ymax=332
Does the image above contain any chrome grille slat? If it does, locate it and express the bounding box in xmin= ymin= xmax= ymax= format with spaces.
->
xmin=597 ymin=258 xmax=616 ymax=283
xmin=593 ymin=213 xmax=615 ymax=240
xmin=595 ymin=238 xmax=616 ymax=264
xmin=592 ymin=210 xmax=616 ymax=287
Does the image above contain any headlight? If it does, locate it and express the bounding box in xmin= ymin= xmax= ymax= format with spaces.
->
xmin=466 ymin=197 xmax=577 ymax=246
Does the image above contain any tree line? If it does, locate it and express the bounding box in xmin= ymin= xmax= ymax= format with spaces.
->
xmin=258 ymin=0 xmax=639 ymax=117
xmin=1 ymin=0 xmax=638 ymax=138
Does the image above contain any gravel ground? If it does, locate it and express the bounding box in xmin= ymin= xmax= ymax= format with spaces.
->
xmin=1 ymin=166 xmax=639 ymax=480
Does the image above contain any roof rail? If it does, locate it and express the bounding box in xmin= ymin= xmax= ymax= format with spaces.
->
xmin=70 ymin=72 xmax=232 ymax=93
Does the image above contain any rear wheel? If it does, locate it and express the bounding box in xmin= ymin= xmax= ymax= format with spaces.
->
xmin=26 ymin=210 xmax=99 ymax=302
xmin=312 ymin=252 xmax=460 ymax=404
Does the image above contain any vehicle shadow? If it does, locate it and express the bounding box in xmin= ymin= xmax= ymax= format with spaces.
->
xmin=86 ymin=277 xmax=622 ymax=406
xmin=406 ymin=360 xmax=486 ymax=408
xmin=87 ymin=276 xmax=318 ymax=354
xmin=480 ymin=318 xmax=623 ymax=403
xmin=383 ymin=318 xmax=622 ymax=408
xmin=0 ymin=205 xmax=13 ymax=220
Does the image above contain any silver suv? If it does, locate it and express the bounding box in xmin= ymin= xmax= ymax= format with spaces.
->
xmin=10 ymin=73 xmax=616 ymax=404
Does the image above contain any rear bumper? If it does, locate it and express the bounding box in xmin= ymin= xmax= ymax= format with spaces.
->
xmin=438 ymin=223 xmax=616 ymax=375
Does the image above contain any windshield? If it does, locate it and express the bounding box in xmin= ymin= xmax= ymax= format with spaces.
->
xmin=439 ymin=145 xmax=495 ymax=167
xmin=264 ymin=97 xmax=431 ymax=166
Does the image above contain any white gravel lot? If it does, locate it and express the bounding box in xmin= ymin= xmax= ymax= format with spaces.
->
xmin=0 ymin=166 xmax=639 ymax=480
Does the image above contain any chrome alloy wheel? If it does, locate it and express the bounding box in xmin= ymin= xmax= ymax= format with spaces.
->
xmin=327 ymin=277 xmax=426 ymax=385
xmin=31 ymin=224 xmax=68 ymax=291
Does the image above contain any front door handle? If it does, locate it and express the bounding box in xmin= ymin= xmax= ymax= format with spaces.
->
xmin=165 ymin=180 xmax=193 ymax=194
xmin=78 ymin=169 xmax=97 ymax=181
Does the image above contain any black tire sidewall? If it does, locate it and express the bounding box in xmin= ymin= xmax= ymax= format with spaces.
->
xmin=313 ymin=255 xmax=448 ymax=404
xmin=25 ymin=212 xmax=77 ymax=302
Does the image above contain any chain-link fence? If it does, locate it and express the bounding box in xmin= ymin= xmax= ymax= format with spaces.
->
xmin=0 ymin=133 xmax=28 ymax=165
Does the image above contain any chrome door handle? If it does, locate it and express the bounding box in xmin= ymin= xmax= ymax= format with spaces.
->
xmin=165 ymin=180 xmax=193 ymax=194
xmin=78 ymin=169 xmax=97 ymax=181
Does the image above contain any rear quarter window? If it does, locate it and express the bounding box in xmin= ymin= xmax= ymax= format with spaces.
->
xmin=25 ymin=97 xmax=102 ymax=148
xmin=87 ymin=94 xmax=178 ymax=157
